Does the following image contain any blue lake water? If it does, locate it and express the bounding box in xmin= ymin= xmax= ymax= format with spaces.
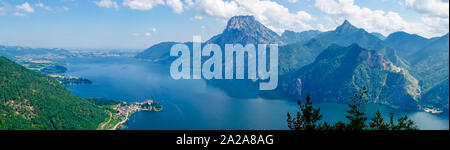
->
xmin=63 ymin=57 xmax=449 ymax=130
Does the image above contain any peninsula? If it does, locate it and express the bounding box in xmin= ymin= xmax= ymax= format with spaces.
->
xmin=97 ymin=100 xmax=162 ymax=130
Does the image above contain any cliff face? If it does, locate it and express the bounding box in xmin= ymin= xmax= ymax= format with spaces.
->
xmin=133 ymin=16 xmax=448 ymax=111
xmin=281 ymin=44 xmax=420 ymax=110
xmin=207 ymin=16 xmax=283 ymax=45
xmin=135 ymin=16 xmax=283 ymax=62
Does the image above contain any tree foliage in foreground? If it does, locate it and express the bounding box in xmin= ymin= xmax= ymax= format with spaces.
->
xmin=287 ymin=86 xmax=418 ymax=130
xmin=287 ymin=93 xmax=322 ymax=130
xmin=345 ymin=87 xmax=369 ymax=130
xmin=369 ymin=110 xmax=418 ymax=130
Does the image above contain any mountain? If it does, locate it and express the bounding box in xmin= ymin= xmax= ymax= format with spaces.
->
xmin=279 ymin=20 xmax=411 ymax=75
xmin=135 ymin=19 xmax=396 ymax=71
xmin=0 ymin=45 xmax=73 ymax=61
xmin=420 ymin=78 xmax=449 ymax=112
xmin=278 ymin=39 xmax=328 ymax=75
xmin=409 ymin=33 xmax=449 ymax=92
xmin=281 ymin=30 xmax=321 ymax=44
xmin=409 ymin=33 xmax=449 ymax=65
xmin=207 ymin=16 xmax=283 ymax=45
xmin=313 ymin=20 xmax=386 ymax=51
xmin=278 ymin=43 xmax=316 ymax=75
xmin=371 ymin=32 xmax=386 ymax=40
xmin=0 ymin=56 xmax=108 ymax=129
xmin=135 ymin=42 xmax=182 ymax=62
xmin=279 ymin=44 xmax=421 ymax=109
xmin=135 ymin=16 xmax=284 ymax=62
xmin=384 ymin=31 xmax=432 ymax=59
xmin=133 ymin=16 xmax=447 ymax=111
xmin=309 ymin=20 xmax=410 ymax=69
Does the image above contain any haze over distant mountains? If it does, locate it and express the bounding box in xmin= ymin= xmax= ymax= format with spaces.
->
xmin=0 ymin=45 xmax=73 ymax=61
xmin=134 ymin=15 xmax=449 ymax=112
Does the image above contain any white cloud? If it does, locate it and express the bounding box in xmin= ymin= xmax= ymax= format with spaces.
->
xmin=402 ymin=0 xmax=449 ymax=18
xmin=105 ymin=0 xmax=186 ymax=13
xmin=16 ymin=2 xmax=34 ymax=13
xmin=192 ymin=0 xmax=240 ymax=19
xmin=287 ymin=0 xmax=298 ymax=3
xmin=398 ymin=0 xmax=449 ymax=37
xmin=2 ymin=2 xmax=53 ymax=15
xmin=62 ymin=6 xmax=70 ymax=11
xmin=184 ymin=0 xmax=194 ymax=7
xmin=315 ymin=0 xmax=448 ymax=38
xmin=0 ymin=4 xmax=6 ymax=16
xmin=13 ymin=12 xmax=26 ymax=16
xmin=419 ymin=16 xmax=449 ymax=36
xmin=192 ymin=0 xmax=315 ymax=34
xmin=35 ymin=2 xmax=52 ymax=11
xmin=167 ymin=0 xmax=184 ymax=13
xmin=132 ymin=28 xmax=156 ymax=37
xmin=191 ymin=15 xmax=203 ymax=21
xmin=35 ymin=2 xmax=44 ymax=8
xmin=122 ymin=0 xmax=165 ymax=10
xmin=95 ymin=0 xmax=119 ymax=9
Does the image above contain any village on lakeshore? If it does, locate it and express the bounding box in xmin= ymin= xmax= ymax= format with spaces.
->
xmin=116 ymin=99 xmax=163 ymax=116
xmin=97 ymin=99 xmax=162 ymax=130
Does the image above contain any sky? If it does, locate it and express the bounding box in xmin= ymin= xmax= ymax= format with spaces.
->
xmin=0 ymin=0 xmax=448 ymax=50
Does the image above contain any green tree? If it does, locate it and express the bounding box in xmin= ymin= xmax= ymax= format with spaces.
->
xmin=317 ymin=121 xmax=346 ymax=130
xmin=287 ymin=93 xmax=323 ymax=130
xmin=0 ymin=56 xmax=109 ymax=130
xmin=369 ymin=110 xmax=418 ymax=130
xmin=287 ymin=87 xmax=418 ymax=131
xmin=345 ymin=86 xmax=369 ymax=130
xmin=389 ymin=113 xmax=418 ymax=130
xmin=369 ymin=110 xmax=389 ymax=130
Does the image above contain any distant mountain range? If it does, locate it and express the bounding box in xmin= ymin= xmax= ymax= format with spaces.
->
xmin=281 ymin=30 xmax=322 ymax=45
xmin=134 ymin=41 xmax=181 ymax=62
xmin=0 ymin=45 xmax=73 ymax=61
xmin=313 ymin=20 xmax=385 ymax=50
xmin=103 ymin=16 xmax=449 ymax=112
xmin=409 ymin=33 xmax=449 ymax=93
xmin=135 ymin=16 xmax=284 ymax=62
xmin=384 ymin=31 xmax=433 ymax=59
xmin=371 ymin=32 xmax=386 ymax=40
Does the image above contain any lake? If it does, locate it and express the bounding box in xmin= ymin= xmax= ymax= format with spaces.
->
xmin=63 ymin=56 xmax=449 ymax=130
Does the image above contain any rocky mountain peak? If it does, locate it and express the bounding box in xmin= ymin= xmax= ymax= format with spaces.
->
xmin=226 ymin=16 xmax=258 ymax=31
xmin=335 ymin=20 xmax=359 ymax=34
xmin=207 ymin=15 xmax=283 ymax=45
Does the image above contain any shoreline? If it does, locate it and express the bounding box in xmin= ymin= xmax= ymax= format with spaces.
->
xmin=97 ymin=100 xmax=162 ymax=130
xmin=111 ymin=112 xmax=131 ymax=130
xmin=423 ymin=108 xmax=444 ymax=114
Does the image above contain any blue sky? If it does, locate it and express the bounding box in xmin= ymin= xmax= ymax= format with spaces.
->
xmin=0 ymin=0 xmax=448 ymax=50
